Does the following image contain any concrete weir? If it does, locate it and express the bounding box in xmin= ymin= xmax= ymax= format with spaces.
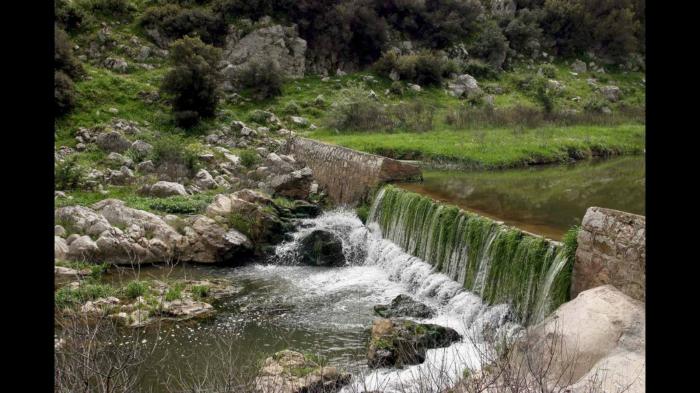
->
xmin=282 ymin=137 xmax=422 ymax=205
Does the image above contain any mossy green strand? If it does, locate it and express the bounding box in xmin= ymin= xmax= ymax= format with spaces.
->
xmin=368 ymin=185 xmax=575 ymax=325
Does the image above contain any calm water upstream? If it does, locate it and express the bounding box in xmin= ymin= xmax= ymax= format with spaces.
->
xmin=396 ymin=156 xmax=645 ymax=240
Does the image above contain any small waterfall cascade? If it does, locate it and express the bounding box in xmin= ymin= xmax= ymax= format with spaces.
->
xmin=368 ymin=185 xmax=574 ymax=325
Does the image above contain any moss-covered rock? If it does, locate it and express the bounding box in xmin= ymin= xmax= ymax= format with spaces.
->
xmin=367 ymin=318 xmax=461 ymax=368
xmin=255 ymin=350 xmax=351 ymax=393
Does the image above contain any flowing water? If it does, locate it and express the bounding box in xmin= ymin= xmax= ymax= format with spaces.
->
xmin=103 ymin=209 xmax=526 ymax=392
xmin=396 ymin=156 xmax=645 ymax=240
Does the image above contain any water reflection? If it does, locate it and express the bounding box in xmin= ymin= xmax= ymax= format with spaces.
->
xmin=397 ymin=156 xmax=645 ymax=240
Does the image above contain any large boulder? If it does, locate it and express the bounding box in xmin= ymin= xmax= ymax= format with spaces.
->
xmin=194 ymin=169 xmax=218 ymax=190
xmin=55 ymin=236 xmax=69 ymax=260
xmin=298 ymin=230 xmax=345 ymax=267
xmin=140 ymin=181 xmax=188 ymax=197
xmin=374 ymin=295 xmax=435 ymax=319
xmin=268 ymin=167 xmax=313 ymax=200
xmin=367 ymin=318 xmax=461 ymax=368
xmin=519 ymin=285 xmax=645 ymax=393
xmin=600 ymin=85 xmax=621 ymax=102
xmin=221 ymin=24 xmax=306 ymax=81
xmin=178 ymin=215 xmax=253 ymax=263
xmin=448 ymin=74 xmax=482 ymax=98
xmin=255 ymin=350 xmax=351 ymax=393
xmin=95 ymin=131 xmax=131 ymax=153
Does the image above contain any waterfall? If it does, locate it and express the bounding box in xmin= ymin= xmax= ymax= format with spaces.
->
xmin=367 ymin=185 xmax=574 ymax=325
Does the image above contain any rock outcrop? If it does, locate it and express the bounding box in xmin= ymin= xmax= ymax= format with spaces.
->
xmin=282 ymin=137 xmax=422 ymax=205
xmin=255 ymin=350 xmax=351 ymax=393
xmin=367 ymin=318 xmax=461 ymax=368
xmin=521 ymin=285 xmax=645 ymax=393
xmin=221 ymin=24 xmax=306 ymax=82
xmin=374 ymin=295 xmax=435 ymax=319
xmin=571 ymin=207 xmax=645 ymax=301
xmin=298 ymin=230 xmax=346 ymax=267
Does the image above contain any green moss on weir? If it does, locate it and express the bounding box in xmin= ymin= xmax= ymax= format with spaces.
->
xmin=369 ymin=185 xmax=576 ymax=325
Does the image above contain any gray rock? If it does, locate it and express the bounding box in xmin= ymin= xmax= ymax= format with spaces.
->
xmin=268 ymin=167 xmax=313 ymax=200
xmin=103 ymin=57 xmax=128 ymax=73
xmin=221 ymin=24 xmax=306 ymax=80
xmin=68 ymin=235 xmax=100 ymax=260
xmin=55 ymin=225 xmax=67 ymax=237
xmin=130 ymin=140 xmax=153 ymax=157
xmin=55 ymin=236 xmax=69 ymax=260
xmin=299 ymin=230 xmax=345 ymax=267
xmin=96 ymin=131 xmax=131 ymax=153
xmin=105 ymin=152 xmax=133 ymax=168
xmin=141 ymin=181 xmax=188 ymax=197
xmin=408 ymin=83 xmax=422 ymax=92
xmin=600 ymin=85 xmax=621 ymax=102
xmin=136 ymin=160 xmax=155 ymax=173
xmin=289 ymin=116 xmax=309 ymax=127
xmin=447 ymin=74 xmax=481 ymax=98
xmin=571 ymin=59 xmax=587 ymax=73
xmin=194 ymin=169 xmax=218 ymax=190
xmin=374 ymin=295 xmax=435 ymax=319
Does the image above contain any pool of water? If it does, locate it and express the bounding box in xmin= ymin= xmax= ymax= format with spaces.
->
xmin=78 ymin=211 xmax=518 ymax=393
xmin=396 ymin=156 xmax=645 ymax=240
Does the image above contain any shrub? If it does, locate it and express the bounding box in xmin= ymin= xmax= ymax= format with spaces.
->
xmin=150 ymin=134 xmax=200 ymax=170
xmin=374 ymin=51 xmax=455 ymax=86
xmin=389 ymin=81 xmax=404 ymax=96
xmin=531 ymin=75 xmax=556 ymax=113
xmin=504 ymin=8 xmax=544 ymax=57
xmin=148 ymin=196 xmax=210 ymax=214
xmin=539 ymin=63 xmax=557 ymax=78
xmin=190 ymin=284 xmax=210 ymax=300
xmin=55 ymin=27 xmax=83 ymax=80
xmin=164 ymin=283 xmax=183 ymax=301
xmin=468 ymin=17 xmax=509 ymax=69
xmin=282 ymin=101 xmax=301 ymax=115
xmin=124 ymin=281 xmax=148 ymax=299
xmin=324 ymin=82 xmax=393 ymax=131
xmin=55 ymin=71 xmax=77 ymax=116
xmin=462 ymin=59 xmax=499 ymax=80
xmin=161 ymin=36 xmax=221 ymax=127
xmin=583 ymin=96 xmax=608 ymax=113
xmin=234 ymin=58 xmax=284 ymax=100
xmin=56 ymin=0 xmax=87 ymax=31
xmin=140 ymin=4 xmax=227 ymax=46
xmin=239 ymin=149 xmax=261 ymax=168
xmin=55 ymin=156 xmax=86 ymax=190
xmin=76 ymin=0 xmax=135 ymax=19
xmin=248 ymin=109 xmax=275 ymax=124
xmin=212 ymin=0 xmax=278 ymax=21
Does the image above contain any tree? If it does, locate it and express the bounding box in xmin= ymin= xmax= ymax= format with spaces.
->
xmin=161 ymin=36 xmax=222 ymax=128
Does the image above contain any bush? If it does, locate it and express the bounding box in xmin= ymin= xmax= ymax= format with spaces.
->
xmin=140 ymin=4 xmax=227 ymax=46
xmin=76 ymin=0 xmax=135 ymax=19
xmin=539 ymin=63 xmax=557 ymax=78
xmin=150 ymin=134 xmax=200 ymax=170
xmin=504 ymin=8 xmax=544 ymax=57
xmin=583 ymin=96 xmax=608 ymax=113
xmin=55 ymin=27 xmax=83 ymax=80
xmin=389 ymin=81 xmax=404 ymax=96
xmin=239 ymin=149 xmax=261 ymax=168
xmin=212 ymin=0 xmax=278 ymax=21
xmin=374 ymin=51 xmax=455 ymax=86
xmin=55 ymin=156 xmax=86 ymax=190
xmin=56 ymin=283 xmax=115 ymax=309
xmin=234 ymin=58 xmax=284 ymax=100
xmin=148 ymin=195 xmax=210 ymax=214
xmin=468 ymin=17 xmax=509 ymax=69
xmin=164 ymin=283 xmax=183 ymax=301
xmin=55 ymin=71 xmax=77 ymax=116
xmin=324 ymin=82 xmax=393 ymax=131
xmin=124 ymin=281 xmax=148 ymax=299
xmin=462 ymin=59 xmax=499 ymax=80
xmin=190 ymin=285 xmax=210 ymax=300
xmin=530 ymin=75 xmax=556 ymax=113
xmin=161 ymin=36 xmax=221 ymax=127
xmin=56 ymin=0 xmax=87 ymax=32
xmin=282 ymin=101 xmax=301 ymax=115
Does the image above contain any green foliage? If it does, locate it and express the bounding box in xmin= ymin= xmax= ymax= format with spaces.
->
xmin=468 ymin=17 xmax=509 ymax=69
xmin=148 ymin=195 xmax=210 ymax=214
xmin=324 ymin=82 xmax=393 ymax=131
xmin=562 ymin=225 xmax=580 ymax=263
xmin=140 ymin=4 xmax=227 ymax=46
xmin=55 ymin=0 xmax=87 ymax=32
xmin=583 ymin=96 xmax=608 ymax=113
xmin=150 ymin=134 xmax=200 ymax=170
xmin=462 ymin=59 xmax=499 ymax=80
xmin=55 ymin=71 xmax=77 ymax=116
xmin=355 ymin=204 xmax=370 ymax=224
xmin=161 ymin=36 xmax=222 ymax=127
xmin=239 ymin=149 xmax=261 ymax=168
xmin=165 ymin=283 xmax=183 ymax=301
xmin=234 ymin=58 xmax=284 ymax=100
xmin=504 ymin=8 xmax=544 ymax=57
xmin=227 ymin=212 xmax=252 ymax=237
xmin=389 ymin=81 xmax=404 ymax=96
xmin=190 ymin=284 xmax=210 ymax=300
xmin=76 ymin=0 xmax=135 ymax=19
xmin=55 ymin=156 xmax=87 ymax=190
xmin=248 ymin=109 xmax=274 ymax=124
xmin=282 ymin=101 xmax=301 ymax=115
xmin=539 ymin=64 xmax=557 ymax=78
xmin=55 ymin=283 xmax=115 ymax=309
xmin=374 ymin=51 xmax=456 ymax=86
xmin=124 ymin=280 xmax=149 ymax=299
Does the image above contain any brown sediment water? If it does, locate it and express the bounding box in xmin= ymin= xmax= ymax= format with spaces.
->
xmin=396 ymin=156 xmax=645 ymax=240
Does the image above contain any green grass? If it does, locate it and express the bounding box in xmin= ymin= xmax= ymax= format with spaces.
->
xmin=164 ymin=283 xmax=183 ymax=302
xmin=55 ymin=282 xmax=115 ymax=309
xmin=308 ymin=124 xmax=644 ymax=169
xmin=124 ymin=280 xmax=149 ymax=299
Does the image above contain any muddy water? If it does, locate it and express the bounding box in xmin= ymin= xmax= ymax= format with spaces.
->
xmin=396 ymin=156 xmax=645 ymax=240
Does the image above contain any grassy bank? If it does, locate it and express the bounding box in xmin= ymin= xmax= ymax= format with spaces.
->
xmin=308 ymin=124 xmax=644 ymax=169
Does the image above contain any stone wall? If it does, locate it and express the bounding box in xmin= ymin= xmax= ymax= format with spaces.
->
xmin=282 ymin=137 xmax=422 ymax=205
xmin=571 ymin=207 xmax=645 ymax=302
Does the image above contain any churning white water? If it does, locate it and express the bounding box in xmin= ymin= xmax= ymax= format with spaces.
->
xmin=273 ymin=209 xmax=524 ymax=393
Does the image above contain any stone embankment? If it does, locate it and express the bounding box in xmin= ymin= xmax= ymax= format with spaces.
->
xmin=282 ymin=137 xmax=422 ymax=205
xmin=571 ymin=207 xmax=645 ymax=302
